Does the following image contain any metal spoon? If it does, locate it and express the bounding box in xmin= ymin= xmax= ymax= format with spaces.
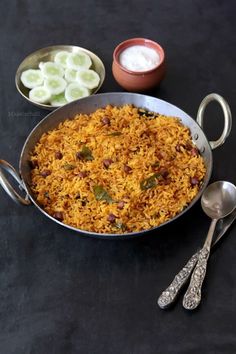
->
xmin=157 ymin=207 xmax=236 ymax=309
xmin=158 ymin=181 xmax=236 ymax=310
xmin=182 ymin=181 xmax=236 ymax=310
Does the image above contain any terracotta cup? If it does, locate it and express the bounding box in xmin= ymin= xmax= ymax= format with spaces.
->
xmin=112 ymin=38 xmax=166 ymax=92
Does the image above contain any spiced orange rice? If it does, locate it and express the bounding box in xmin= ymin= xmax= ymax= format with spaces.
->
xmin=30 ymin=104 xmax=206 ymax=233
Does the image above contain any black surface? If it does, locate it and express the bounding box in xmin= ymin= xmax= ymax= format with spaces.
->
xmin=1 ymin=1 xmax=236 ymax=353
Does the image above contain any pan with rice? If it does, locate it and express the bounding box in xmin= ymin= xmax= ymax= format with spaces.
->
xmin=0 ymin=93 xmax=232 ymax=238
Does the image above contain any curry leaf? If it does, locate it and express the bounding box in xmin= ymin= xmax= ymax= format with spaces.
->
xmin=138 ymin=108 xmax=148 ymax=116
xmin=114 ymin=222 xmax=127 ymax=231
xmin=106 ymin=132 xmax=122 ymax=137
xmin=78 ymin=145 xmax=94 ymax=161
xmin=140 ymin=173 xmax=161 ymax=190
xmin=138 ymin=108 xmax=159 ymax=118
xmin=93 ymin=185 xmax=114 ymax=203
xmin=63 ymin=163 xmax=75 ymax=170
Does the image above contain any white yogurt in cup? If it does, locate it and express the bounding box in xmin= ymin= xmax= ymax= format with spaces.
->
xmin=112 ymin=38 xmax=165 ymax=91
xmin=119 ymin=45 xmax=160 ymax=72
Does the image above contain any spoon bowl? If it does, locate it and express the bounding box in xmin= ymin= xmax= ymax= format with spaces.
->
xmin=201 ymin=181 xmax=236 ymax=220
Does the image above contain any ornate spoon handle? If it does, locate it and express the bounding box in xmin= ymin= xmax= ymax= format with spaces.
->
xmin=158 ymin=212 xmax=236 ymax=310
xmin=157 ymin=251 xmax=199 ymax=309
xmin=182 ymin=247 xmax=210 ymax=310
xmin=182 ymin=218 xmax=218 ymax=310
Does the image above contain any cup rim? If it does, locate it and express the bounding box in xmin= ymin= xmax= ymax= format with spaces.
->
xmin=113 ymin=38 xmax=165 ymax=75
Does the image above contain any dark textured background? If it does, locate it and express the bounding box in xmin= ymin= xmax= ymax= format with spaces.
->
xmin=1 ymin=1 xmax=236 ymax=353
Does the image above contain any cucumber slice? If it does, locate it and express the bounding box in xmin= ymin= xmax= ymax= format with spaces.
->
xmin=29 ymin=86 xmax=51 ymax=103
xmin=50 ymin=92 xmax=68 ymax=107
xmin=66 ymin=52 xmax=92 ymax=70
xmin=76 ymin=69 xmax=100 ymax=90
xmin=41 ymin=62 xmax=64 ymax=78
xmin=54 ymin=51 xmax=70 ymax=68
xmin=44 ymin=77 xmax=67 ymax=95
xmin=64 ymin=68 xmax=78 ymax=82
xmin=21 ymin=69 xmax=44 ymax=89
xmin=65 ymin=83 xmax=90 ymax=102
xmin=38 ymin=62 xmax=44 ymax=70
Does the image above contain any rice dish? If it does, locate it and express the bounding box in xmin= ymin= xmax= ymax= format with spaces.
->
xmin=30 ymin=104 xmax=206 ymax=234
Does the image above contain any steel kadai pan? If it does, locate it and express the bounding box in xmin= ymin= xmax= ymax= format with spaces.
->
xmin=0 ymin=93 xmax=232 ymax=238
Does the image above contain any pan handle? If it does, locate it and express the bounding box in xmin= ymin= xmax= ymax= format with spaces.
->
xmin=196 ymin=93 xmax=232 ymax=150
xmin=0 ymin=159 xmax=31 ymax=205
